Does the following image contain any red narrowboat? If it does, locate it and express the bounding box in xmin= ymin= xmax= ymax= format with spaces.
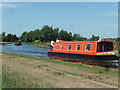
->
xmin=48 ymin=40 xmax=120 ymax=67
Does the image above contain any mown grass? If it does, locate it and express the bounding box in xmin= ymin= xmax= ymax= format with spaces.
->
xmin=2 ymin=63 xmax=54 ymax=88
xmin=2 ymin=67 xmax=41 ymax=88
xmin=2 ymin=52 xmax=118 ymax=75
xmin=2 ymin=52 xmax=118 ymax=88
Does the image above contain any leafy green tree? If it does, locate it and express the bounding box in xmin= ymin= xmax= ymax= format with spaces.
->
xmin=52 ymin=28 xmax=59 ymax=40
xmin=90 ymin=35 xmax=99 ymax=41
xmin=40 ymin=25 xmax=54 ymax=42
xmin=2 ymin=36 xmax=7 ymax=42
xmin=1 ymin=32 xmax=5 ymax=36
xmin=12 ymin=34 xmax=18 ymax=42
xmin=20 ymin=31 xmax=28 ymax=42
xmin=19 ymin=25 xmax=86 ymax=42
xmin=2 ymin=33 xmax=18 ymax=42
xmin=68 ymin=32 xmax=73 ymax=41
xmin=72 ymin=33 xmax=83 ymax=41
xmin=58 ymin=30 xmax=70 ymax=41
xmin=1 ymin=32 xmax=6 ymax=42
xmin=6 ymin=34 xmax=12 ymax=42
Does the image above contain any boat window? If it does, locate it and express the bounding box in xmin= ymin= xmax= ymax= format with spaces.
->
xmin=61 ymin=44 xmax=64 ymax=49
xmin=56 ymin=44 xmax=60 ymax=49
xmin=85 ymin=44 xmax=91 ymax=51
xmin=68 ymin=45 xmax=72 ymax=50
xmin=76 ymin=45 xmax=81 ymax=50
xmin=97 ymin=42 xmax=113 ymax=52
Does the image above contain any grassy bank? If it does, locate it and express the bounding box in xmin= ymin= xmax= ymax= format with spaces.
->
xmin=2 ymin=52 xmax=118 ymax=88
xmin=0 ymin=42 xmax=13 ymax=45
xmin=25 ymin=42 xmax=50 ymax=48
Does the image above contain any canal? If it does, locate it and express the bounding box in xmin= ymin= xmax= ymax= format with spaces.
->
xmin=1 ymin=43 xmax=49 ymax=59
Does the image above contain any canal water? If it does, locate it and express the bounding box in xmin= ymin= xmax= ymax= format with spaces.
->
xmin=1 ymin=43 xmax=49 ymax=59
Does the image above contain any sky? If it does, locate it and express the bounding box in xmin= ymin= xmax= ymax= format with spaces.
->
xmin=1 ymin=2 xmax=118 ymax=38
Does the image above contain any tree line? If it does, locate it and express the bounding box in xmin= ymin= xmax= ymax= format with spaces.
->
xmin=0 ymin=32 xmax=18 ymax=42
xmin=1 ymin=25 xmax=101 ymax=42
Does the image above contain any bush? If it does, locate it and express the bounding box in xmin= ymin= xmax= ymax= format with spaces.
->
xmin=34 ymin=40 xmax=41 ymax=43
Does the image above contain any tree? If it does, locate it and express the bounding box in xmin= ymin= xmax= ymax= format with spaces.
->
xmin=12 ymin=34 xmax=18 ymax=42
xmin=52 ymin=28 xmax=59 ymax=39
xmin=0 ymin=32 xmax=6 ymax=42
xmin=40 ymin=25 xmax=54 ymax=42
xmin=90 ymin=35 xmax=99 ymax=41
xmin=3 ymin=33 xmax=18 ymax=42
xmin=72 ymin=33 xmax=83 ymax=41
xmin=58 ymin=30 xmax=72 ymax=41
xmin=68 ymin=32 xmax=73 ymax=41
xmin=1 ymin=32 xmax=5 ymax=36
xmin=19 ymin=25 xmax=87 ymax=42
xmin=20 ymin=31 xmax=28 ymax=42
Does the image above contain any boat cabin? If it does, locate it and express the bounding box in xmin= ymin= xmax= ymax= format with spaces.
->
xmin=48 ymin=40 xmax=118 ymax=56
xmin=48 ymin=40 xmax=119 ymax=67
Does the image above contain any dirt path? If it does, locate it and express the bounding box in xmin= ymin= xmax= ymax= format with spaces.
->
xmin=2 ymin=53 xmax=118 ymax=88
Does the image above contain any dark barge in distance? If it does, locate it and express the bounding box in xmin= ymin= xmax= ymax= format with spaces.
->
xmin=48 ymin=40 xmax=120 ymax=67
xmin=15 ymin=40 xmax=22 ymax=46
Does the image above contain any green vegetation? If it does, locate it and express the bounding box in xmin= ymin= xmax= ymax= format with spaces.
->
xmin=3 ymin=52 xmax=118 ymax=74
xmin=1 ymin=25 xmax=119 ymax=49
xmin=2 ymin=25 xmax=119 ymax=49
xmin=2 ymin=66 xmax=42 ymax=88
xmin=90 ymin=35 xmax=99 ymax=41
xmin=34 ymin=40 xmax=41 ymax=43
xmin=116 ymin=37 xmax=120 ymax=50
xmin=19 ymin=25 xmax=86 ymax=42
xmin=26 ymin=42 xmax=50 ymax=48
xmin=2 ymin=52 xmax=118 ymax=88
xmin=1 ymin=25 xmax=100 ymax=43
xmin=0 ymin=32 xmax=18 ymax=42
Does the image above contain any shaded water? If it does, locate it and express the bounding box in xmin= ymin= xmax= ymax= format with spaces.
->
xmin=1 ymin=43 xmax=49 ymax=58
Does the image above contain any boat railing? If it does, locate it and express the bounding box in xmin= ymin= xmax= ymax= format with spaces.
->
xmin=58 ymin=41 xmax=98 ymax=42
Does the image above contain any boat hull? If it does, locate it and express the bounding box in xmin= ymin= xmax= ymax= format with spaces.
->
xmin=15 ymin=43 xmax=22 ymax=46
xmin=48 ymin=52 xmax=119 ymax=67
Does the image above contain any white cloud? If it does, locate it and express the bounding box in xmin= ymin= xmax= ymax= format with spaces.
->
xmin=0 ymin=3 xmax=23 ymax=8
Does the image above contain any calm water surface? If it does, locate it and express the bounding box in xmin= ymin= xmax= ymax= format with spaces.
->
xmin=1 ymin=43 xmax=49 ymax=58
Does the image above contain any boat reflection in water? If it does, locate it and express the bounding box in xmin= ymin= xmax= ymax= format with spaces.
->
xmin=48 ymin=39 xmax=120 ymax=69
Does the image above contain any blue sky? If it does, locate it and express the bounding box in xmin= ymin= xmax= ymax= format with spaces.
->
xmin=1 ymin=2 xmax=118 ymax=38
